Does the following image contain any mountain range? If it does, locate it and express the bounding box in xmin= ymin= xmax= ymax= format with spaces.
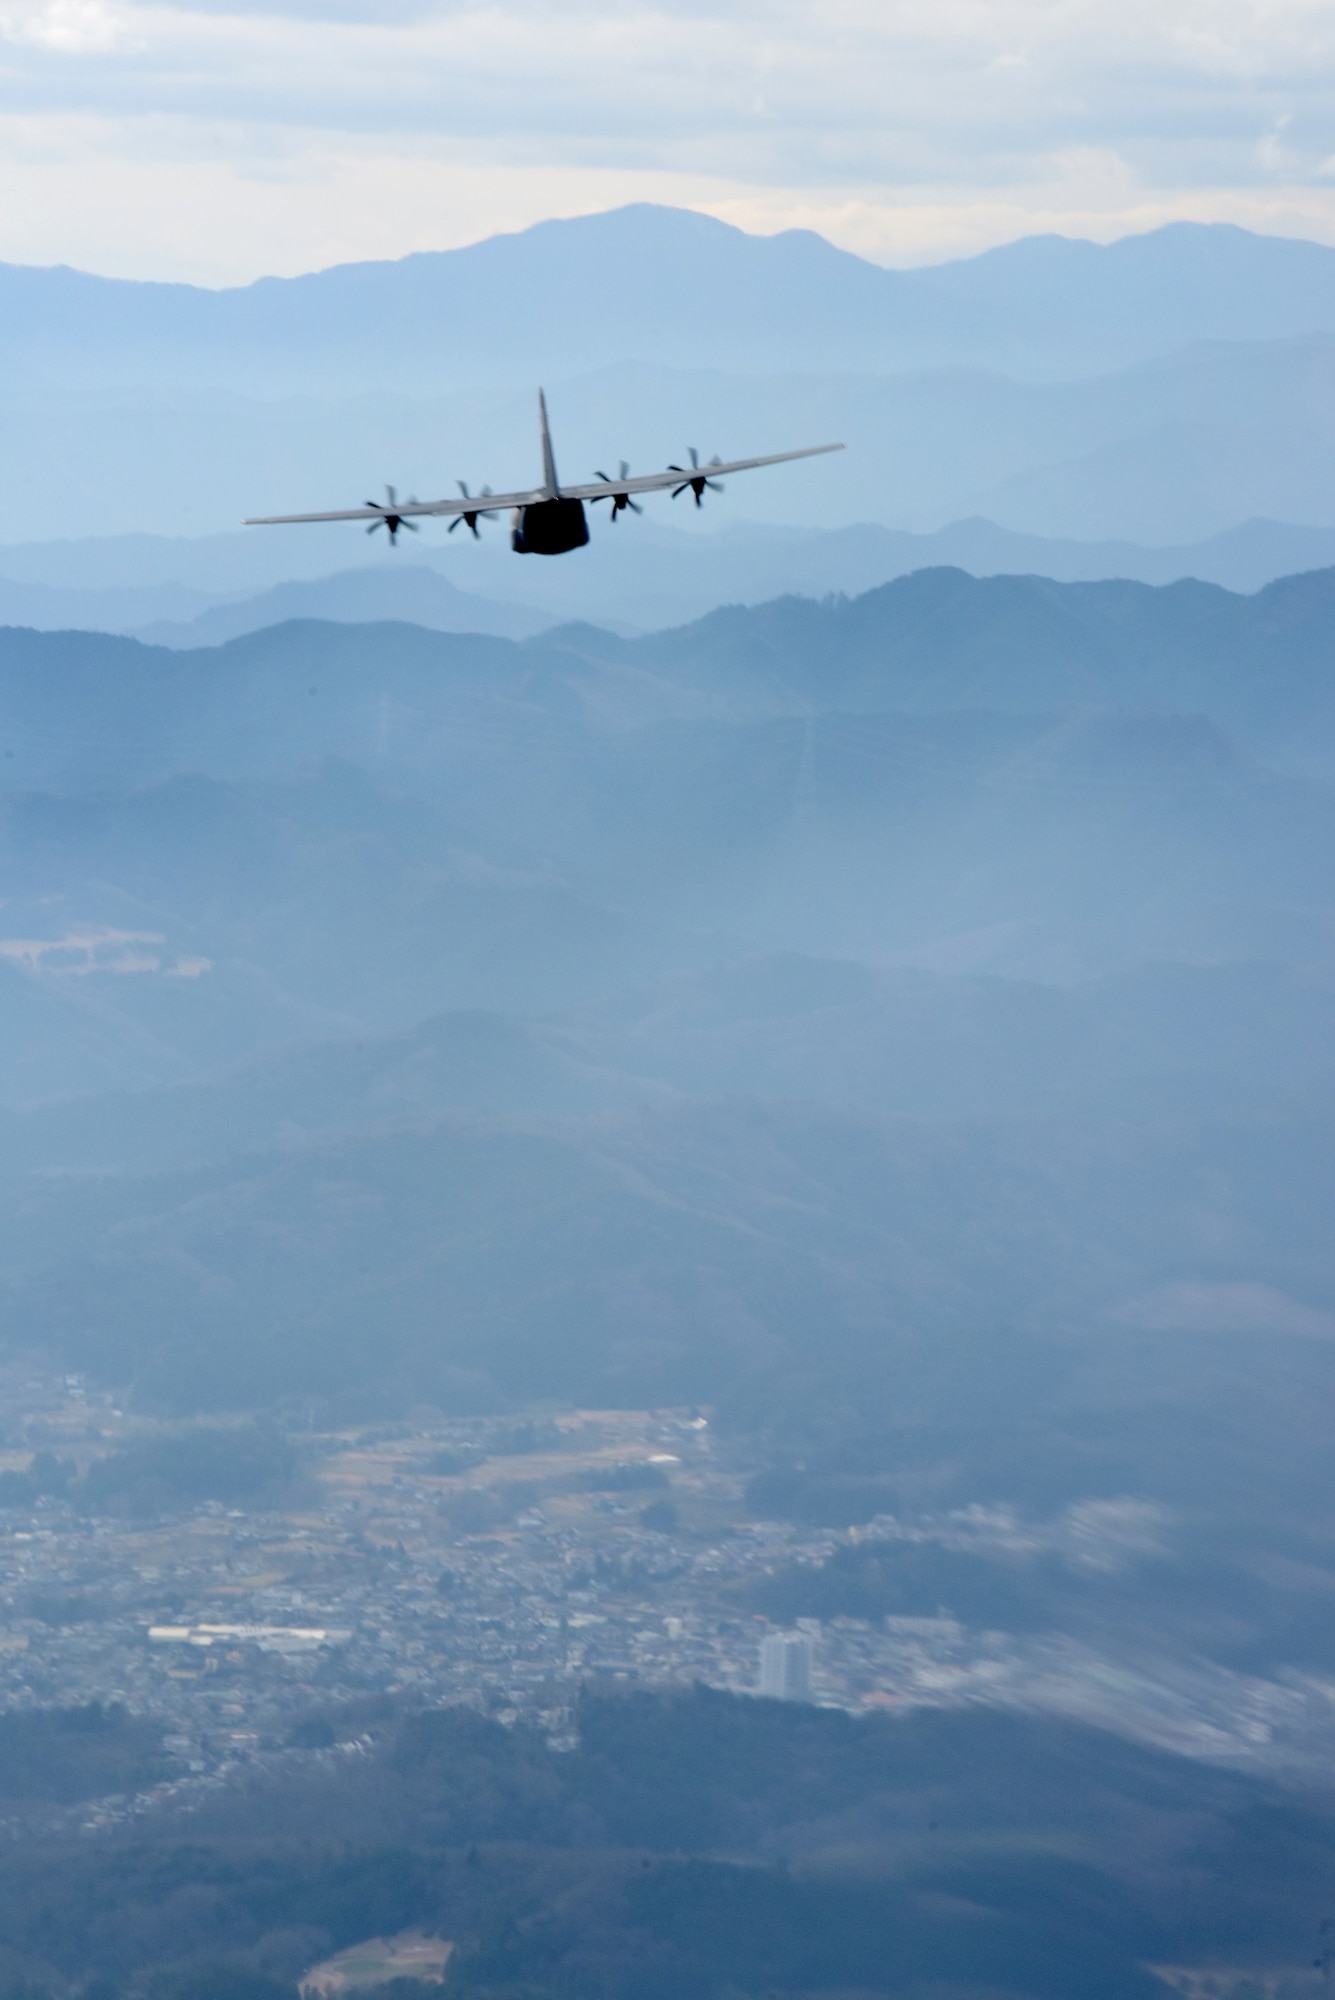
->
xmin=0 ymin=567 xmax=1332 ymax=1432
xmin=11 ymin=206 xmax=1335 ymax=391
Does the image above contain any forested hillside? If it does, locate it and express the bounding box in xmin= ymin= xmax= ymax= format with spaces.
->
xmin=2 ymin=1690 xmax=1334 ymax=2000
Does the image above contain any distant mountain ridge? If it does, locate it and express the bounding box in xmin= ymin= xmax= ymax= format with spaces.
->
xmin=10 ymin=208 xmax=1335 ymax=393
xmin=135 ymin=563 xmax=550 ymax=646
xmin=10 ymin=516 xmax=1335 ymax=646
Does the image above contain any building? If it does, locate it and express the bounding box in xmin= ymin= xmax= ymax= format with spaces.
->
xmin=758 ymin=1630 xmax=812 ymax=1701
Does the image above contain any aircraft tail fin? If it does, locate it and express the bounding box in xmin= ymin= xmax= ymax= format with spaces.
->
xmin=538 ymin=387 xmax=559 ymax=496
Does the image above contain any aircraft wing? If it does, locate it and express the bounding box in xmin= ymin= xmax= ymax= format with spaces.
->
xmin=243 ymin=489 xmax=544 ymax=527
xmin=244 ymin=441 xmax=843 ymax=527
xmin=558 ymin=441 xmax=844 ymax=502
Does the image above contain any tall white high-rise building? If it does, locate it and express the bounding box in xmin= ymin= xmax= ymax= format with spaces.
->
xmin=758 ymin=1630 xmax=812 ymax=1701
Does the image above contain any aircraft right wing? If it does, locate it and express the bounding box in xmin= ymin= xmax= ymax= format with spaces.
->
xmin=243 ymin=488 xmax=543 ymax=528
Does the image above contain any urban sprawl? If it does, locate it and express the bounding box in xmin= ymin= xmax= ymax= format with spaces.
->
xmin=1 ymin=1370 xmax=1333 ymax=1837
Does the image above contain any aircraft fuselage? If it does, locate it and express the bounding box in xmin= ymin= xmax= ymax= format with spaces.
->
xmin=511 ymin=497 xmax=589 ymax=555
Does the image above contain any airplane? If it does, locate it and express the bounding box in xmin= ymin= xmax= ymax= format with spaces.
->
xmin=244 ymin=388 xmax=844 ymax=556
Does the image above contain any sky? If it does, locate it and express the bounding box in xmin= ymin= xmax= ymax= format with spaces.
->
xmin=2 ymin=0 xmax=1335 ymax=283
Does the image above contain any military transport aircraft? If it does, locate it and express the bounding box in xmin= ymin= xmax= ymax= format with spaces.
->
xmin=244 ymin=389 xmax=844 ymax=555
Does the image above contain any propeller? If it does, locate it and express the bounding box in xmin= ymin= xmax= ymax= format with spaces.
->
xmin=592 ymin=462 xmax=643 ymax=523
xmin=669 ymin=448 xmax=725 ymax=508
xmin=365 ymin=485 xmax=419 ymax=545
xmin=448 ymin=482 xmax=499 ymax=539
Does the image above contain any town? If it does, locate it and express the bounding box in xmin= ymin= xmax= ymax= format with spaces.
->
xmin=0 ymin=1367 xmax=1332 ymax=1838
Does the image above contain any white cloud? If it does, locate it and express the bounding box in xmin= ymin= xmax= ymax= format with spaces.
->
xmin=0 ymin=0 xmax=126 ymax=50
xmin=3 ymin=0 xmax=1335 ymax=277
xmin=0 ymin=926 xmax=165 ymax=973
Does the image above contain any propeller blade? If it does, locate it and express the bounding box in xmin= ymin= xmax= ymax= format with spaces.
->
xmin=595 ymin=465 xmax=640 ymax=519
xmin=366 ymin=487 xmax=411 ymax=539
xmin=454 ymin=481 xmax=498 ymax=528
xmin=669 ymin=450 xmax=721 ymax=506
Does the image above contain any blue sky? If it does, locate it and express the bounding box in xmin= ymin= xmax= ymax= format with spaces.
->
xmin=2 ymin=0 xmax=1335 ymax=281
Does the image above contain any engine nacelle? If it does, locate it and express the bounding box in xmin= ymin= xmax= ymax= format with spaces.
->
xmin=511 ymin=498 xmax=589 ymax=555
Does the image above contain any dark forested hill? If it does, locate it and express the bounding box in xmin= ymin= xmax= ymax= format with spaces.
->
xmin=5 ymin=563 xmax=1335 ymax=800
xmin=620 ymin=564 xmax=1335 ymax=755
xmin=1 ymin=1691 xmax=1332 ymax=2000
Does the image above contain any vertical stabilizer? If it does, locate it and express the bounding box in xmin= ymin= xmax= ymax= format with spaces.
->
xmin=538 ymin=387 xmax=560 ymax=496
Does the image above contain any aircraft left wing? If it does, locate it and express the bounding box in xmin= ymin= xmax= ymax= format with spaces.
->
xmin=558 ymin=441 xmax=844 ymax=503
xmin=243 ymin=441 xmax=844 ymax=527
